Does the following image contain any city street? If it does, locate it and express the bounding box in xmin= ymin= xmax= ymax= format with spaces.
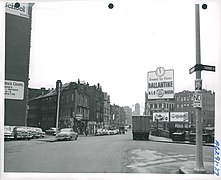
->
xmin=4 ymin=129 xmax=214 ymax=173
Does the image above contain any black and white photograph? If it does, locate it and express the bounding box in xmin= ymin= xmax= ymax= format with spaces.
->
xmin=1 ymin=0 xmax=221 ymax=180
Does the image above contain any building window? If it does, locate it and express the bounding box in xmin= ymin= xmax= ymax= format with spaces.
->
xmin=181 ymin=104 xmax=183 ymax=108
xmin=72 ymin=93 xmax=74 ymax=101
xmin=67 ymin=94 xmax=69 ymax=103
xmin=154 ymin=104 xmax=157 ymax=108
xmin=181 ymin=97 xmax=183 ymax=101
xmin=177 ymin=104 xmax=179 ymax=108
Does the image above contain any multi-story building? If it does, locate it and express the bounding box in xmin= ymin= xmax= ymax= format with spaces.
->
xmin=123 ymin=106 xmax=132 ymax=125
xmin=174 ymin=89 xmax=215 ymax=127
xmin=103 ymin=92 xmax=111 ymax=128
xmin=110 ymin=104 xmax=126 ymax=129
xmin=5 ymin=3 xmax=34 ymax=126
xmin=27 ymin=80 xmax=90 ymax=133
xmin=85 ymin=83 xmax=104 ymax=133
xmin=133 ymin=103 xmax=140 ymax=116
xmin=144 ymin=91 xmax=175 ymax=116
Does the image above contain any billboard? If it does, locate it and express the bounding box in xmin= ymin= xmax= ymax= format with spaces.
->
xmin=147 ymin=67 xmax=174 ymax=99
xmin=5 ymin=3 xmax=30 ymax=19
xmin=170 ymin=112 xmax=188 ymax=122
xmin=153 ymin=112 xmax=169 ymax=122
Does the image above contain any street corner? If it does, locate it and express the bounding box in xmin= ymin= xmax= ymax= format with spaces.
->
xmin=179 ymin=161 xmax=214 ymax=174
xmin=125 ymin=148 xmax=197 ymax=173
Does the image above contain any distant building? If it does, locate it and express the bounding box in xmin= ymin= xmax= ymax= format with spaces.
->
xmin=174 ymin=89 xmax=215 ymax=127
xmin=133 ymin=103 xmax=140 ymax=116
xmin=144 ymin=92 xmax=175 ymax=116
xmin=110 ymin=104 xmax=126 ymax=129
xmin=85 ymin=83 xmax=104 ymax=133
xmin=103 ymin=93 xmax=111 ymax=128
xmin=123 ymin=106 xmax=132 ymax=125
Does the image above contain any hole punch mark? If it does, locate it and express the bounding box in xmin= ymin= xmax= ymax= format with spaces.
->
xmin=202 ymin=4 xmax=207 ymax=10
xmin=14 ymin=2 xmax=20 ymax=8
xmin=108 ymin=3 xmax=114 ymax=9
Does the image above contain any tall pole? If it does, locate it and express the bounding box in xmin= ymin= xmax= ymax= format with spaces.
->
xmin=194 ymin=4 xmax=205 ymax=173
xmin=56 ymin=80 xmax=61 ymax=137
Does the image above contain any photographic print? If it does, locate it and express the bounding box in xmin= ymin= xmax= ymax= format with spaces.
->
xmin=2 ymin=0 xmax=221 ymax=179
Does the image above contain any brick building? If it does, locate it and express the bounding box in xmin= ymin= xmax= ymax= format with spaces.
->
xmin=174 ymin=89 xmax=215 ymax=127
xmin=110 ymin=104 xmax=126 ymax=129
xmin=27 ymin=80 xmax=90 ymax=133
xmin=103 ymin=92 xmax=111 ymax=128
xmin=123 ymin=106 xmax=132 ymax=126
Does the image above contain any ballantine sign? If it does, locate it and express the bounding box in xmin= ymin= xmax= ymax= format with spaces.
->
xmin=5 ymin=3 xmax=29 ymax=18
xmin=147 ymin=67 xmax=174 ymax=99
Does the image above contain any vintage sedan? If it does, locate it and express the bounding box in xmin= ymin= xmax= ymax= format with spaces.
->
xmin=4 ymin=126 xmax=15 ymax=140
xmin=45 ymin=127 xmax=57 ymax=135
xmin=13 ymin=126 xmax=32 ymax=140
xmin=56 ymin=128 xmax=78 ymax=141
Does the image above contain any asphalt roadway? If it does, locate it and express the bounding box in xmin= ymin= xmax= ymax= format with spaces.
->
xmin=4 ymin=129 xmax=214 ymax=174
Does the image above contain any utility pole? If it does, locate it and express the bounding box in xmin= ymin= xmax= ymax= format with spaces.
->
xmin=193 ymin=4 xmax=206 ymax=173
xmin=188 ymin=4 xmax=214 ymax=173
xmin=56 ymin=80 xmax=62 ymax=137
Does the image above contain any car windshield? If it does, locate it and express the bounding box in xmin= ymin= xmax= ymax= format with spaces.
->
xmin=61 ymin=129 xmax=71 ymax=132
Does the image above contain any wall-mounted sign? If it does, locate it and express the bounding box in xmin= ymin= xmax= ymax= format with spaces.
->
xmin=5 ymin=80 xmax=24 ymax=100
xmin=153 ymin=112 xmax=169 ymax=122
xmin=170 ymin=112 xmax=188 ymax=122
xmin=193 ymin=93 xmax=202 ymax=108
xmin=147 ymin=67 xmax=174 ymax=99
xmin=5 ymin=2 xmax=29 ymax=19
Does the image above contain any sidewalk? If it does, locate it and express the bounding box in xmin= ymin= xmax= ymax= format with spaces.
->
xmin=149 ymin=135 xmax=214 ymax=147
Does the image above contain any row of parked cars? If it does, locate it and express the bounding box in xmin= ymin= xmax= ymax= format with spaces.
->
xmin=4 ymin=126 xmax=45 ymax=140
xmin=95 ymin=128 xmax=120 ymax=136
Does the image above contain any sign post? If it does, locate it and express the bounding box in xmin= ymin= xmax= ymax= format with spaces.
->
xmin=188 ymin=5 xmax=215 ymax=173
xmin=193 ymin=4 xmax=205 ymax=173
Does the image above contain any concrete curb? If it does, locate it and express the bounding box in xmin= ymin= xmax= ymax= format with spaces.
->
xmin=149 ymin=139 xmax=214 ymax=147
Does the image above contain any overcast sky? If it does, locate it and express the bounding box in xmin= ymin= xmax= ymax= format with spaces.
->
xmin=29 ymin=1 xmax=218 ymax=108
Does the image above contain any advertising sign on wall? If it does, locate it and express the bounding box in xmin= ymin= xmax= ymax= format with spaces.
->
xmin=153 ymin=112 xmax=169 ymax=122
xmin=170 ymin=112 xmax=188 ymax=122
xmin=5 ymin=80 xmax=24 ymax=100
xmin=147 ymin=67 xmax=174 ymax=99
xmin=5 ymin=2 xmax=29 ymax=18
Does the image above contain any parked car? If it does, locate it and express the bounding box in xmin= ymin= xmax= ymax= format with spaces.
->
xmin=56 ymin=128 xmax=78 ymax=141
xmin=4 ymin=126 xmax=15 ymax=140
xmin=13 ymin=126 xmax=32 ymax=140
xmin=27 ymin=127 xmax=37 ymax=139
xmin=46 ymin=127 xmax=57 ymax=135
xmin=95 ymin=128 xmax=105 ymax=136
xmin=108 ymin=129 xmax=115 ymax=135
xmin=34 ymin=127 xmax=45 ymax=138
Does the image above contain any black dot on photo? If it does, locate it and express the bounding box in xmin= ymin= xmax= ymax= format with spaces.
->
xmin=108 ymin=3 xmax=114 ymax=9
xmin=15 ymin=2 xmax=20 ymax=8
xmin=202 ymin=4 xmax=207 ymax=10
